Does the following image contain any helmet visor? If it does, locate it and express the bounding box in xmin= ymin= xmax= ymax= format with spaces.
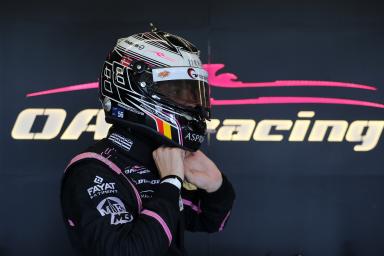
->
xmin=151 ymin=67 xmax=210 ymax=109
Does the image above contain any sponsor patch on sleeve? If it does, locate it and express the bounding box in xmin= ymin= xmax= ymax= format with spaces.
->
xmin=87 ymin=176 xmax=118 ymax=199
xmin=96 ymin=196 xmax=134 ymax=225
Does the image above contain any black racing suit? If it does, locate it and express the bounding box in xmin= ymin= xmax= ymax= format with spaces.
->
xmin=61 ymin=127 xmax=235 ymax=256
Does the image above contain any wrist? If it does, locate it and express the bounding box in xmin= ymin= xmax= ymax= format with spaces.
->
xmin=160 ymin=171 xmax=184 ymax=180
xmin=154 ymin=182 xmax=181 ymax=212
xmin=161 ymin=175 xmax=183 ymax=190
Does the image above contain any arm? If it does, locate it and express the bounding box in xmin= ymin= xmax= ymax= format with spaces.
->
xmin=182 ymin=174 xmax=235 ymax=233
xmin=61 ymin=161 xmax=180 ymax=256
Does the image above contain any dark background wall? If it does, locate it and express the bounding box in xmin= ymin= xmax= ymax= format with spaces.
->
xmin=1 ymin=0 xmax=384 ymax=255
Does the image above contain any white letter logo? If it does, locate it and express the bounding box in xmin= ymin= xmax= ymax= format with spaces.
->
xmin=94 ymin=176 xmax=104 ymax=184
xmin=96 ymin=197 xmax=133 ymax=225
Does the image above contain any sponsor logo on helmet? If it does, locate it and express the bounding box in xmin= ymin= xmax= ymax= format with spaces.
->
xmin=188 ymin=59 xmax=202 ymax=67
xmin=187 ymin=68 xmax=198 ymax=79
xmin=187 ymin=67 xmax=207 ymax=82
xmin=158 ymin=70 xmax=170 ymax=78
xmin=121 ymin=57 xmax=132 ymax=67
xmin=148 ymin=50 xmax=176 ymax=62
xmin=118 ymin=103 xmax=144 ymax=116
xmin=112 ymin=107 xmax=125 ymax=119
xmin=185 ymin=132 xmax=205 ymax=143
xmin=123 ymin=39 xmax=145 ymax=50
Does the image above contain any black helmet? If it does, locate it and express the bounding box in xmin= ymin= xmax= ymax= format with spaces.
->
xmin=99 ymin=29 xmax=210 ymax=151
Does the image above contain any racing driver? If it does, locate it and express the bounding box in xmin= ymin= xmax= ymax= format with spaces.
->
xmin=61 ymin=27 xmax=236 ymax=256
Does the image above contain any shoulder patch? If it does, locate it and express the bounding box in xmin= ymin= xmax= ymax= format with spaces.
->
xmin=87 ymin=176 xmax=118 ymax=199
xmin=96 ymin=197 xmax=134 ymax=225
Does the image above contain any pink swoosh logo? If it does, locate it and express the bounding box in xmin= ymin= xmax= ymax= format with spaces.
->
xmin=26 ymin=82 xmax=98 ymax=97
xmin=25 ymin=64 xmax=383 ymax=109
xmin=147 ymin=50 xmax=176 ymax=62
xmin=203 ymin=64 xmax=377 ymax=91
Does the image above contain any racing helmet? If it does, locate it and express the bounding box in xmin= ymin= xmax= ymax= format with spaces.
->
xmin=99 ymin=27 xmax=210 ymax=151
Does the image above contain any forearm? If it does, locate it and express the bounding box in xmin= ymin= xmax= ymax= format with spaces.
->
xmin=183 ymin=174 xmax=236 ymax=233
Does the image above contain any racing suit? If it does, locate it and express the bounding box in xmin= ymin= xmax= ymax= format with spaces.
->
xmin=60 ymin=127 xmax=235 ymax=256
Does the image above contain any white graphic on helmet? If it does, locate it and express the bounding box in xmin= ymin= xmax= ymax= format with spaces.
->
xmin=152 ymin=67 xmax=208 ymax=83
xmin=99 ymin=30 xmax=210 ymax=151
